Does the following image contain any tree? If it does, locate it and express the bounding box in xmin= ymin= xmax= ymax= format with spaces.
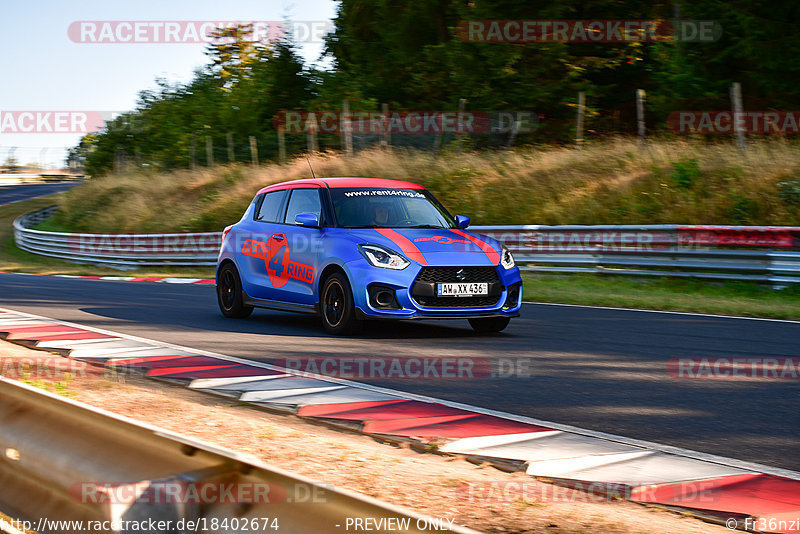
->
xmin=205 ymin=23 xmax=268 ymax=92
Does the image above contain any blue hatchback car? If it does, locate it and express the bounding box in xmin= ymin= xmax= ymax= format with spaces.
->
xmin=216 ymin=177 xmax=522 ymax=334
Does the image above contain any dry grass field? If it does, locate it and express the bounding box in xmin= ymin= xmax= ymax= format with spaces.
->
xmin=41 ymin=138 xmax=800 ymax=233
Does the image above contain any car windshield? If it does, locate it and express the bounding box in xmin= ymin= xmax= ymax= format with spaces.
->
xmin=330 ymin=188 xmax=456 ymax=229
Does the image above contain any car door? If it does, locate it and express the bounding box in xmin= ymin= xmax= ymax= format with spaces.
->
xmin=240 ymin=189 xmax=288 ymax=301
xmin=269 ymin=187 xmax=324 ymax=305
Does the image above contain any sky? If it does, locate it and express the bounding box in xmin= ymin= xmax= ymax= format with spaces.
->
xmin=0 ymin=0 xmax=338 ymax=168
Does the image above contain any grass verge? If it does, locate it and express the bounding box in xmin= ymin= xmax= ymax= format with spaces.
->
xmin=45 ymin=138 xmax=800 ymax=234
xmin=522 ymin=272 xmax=800 ymax=320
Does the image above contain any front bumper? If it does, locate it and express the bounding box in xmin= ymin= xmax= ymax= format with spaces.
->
xmin=345 ymin=255 xmax=523 ymax=320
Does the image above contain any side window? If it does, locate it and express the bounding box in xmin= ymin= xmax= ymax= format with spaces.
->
xmin=284 ymin=189 xmax=322 ymax=224
xmin=256 ymin=190 xmax=287 ymax=222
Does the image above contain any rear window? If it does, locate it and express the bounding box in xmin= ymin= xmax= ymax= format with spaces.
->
xmin=255 ymin=190 xmax=287 ymax=222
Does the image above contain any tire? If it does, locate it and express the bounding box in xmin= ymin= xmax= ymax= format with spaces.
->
xmin=320 ymin=273 xmax=361 ymax=335
xmin=469 ymin=316 xmax=510 ymax=333
xmin=217 ymin=263 xmax=254 ymax=318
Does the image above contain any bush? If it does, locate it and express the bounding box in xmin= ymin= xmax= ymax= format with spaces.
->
xmin=671 ymin=157 xmax=701 ymax=189
xmin=777 ymin=180 xmax=800 ymax=207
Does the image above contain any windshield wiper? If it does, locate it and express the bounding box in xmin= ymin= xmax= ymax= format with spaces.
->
xmin=344 ymin=224 xmax=381 ymax=228
xmin=401 ymin=224 xmax=445 ymax=229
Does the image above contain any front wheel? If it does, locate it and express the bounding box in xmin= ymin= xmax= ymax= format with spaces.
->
xmin=320 ymin=273 xmax=361 ymax=335
xmin=217 ymin=263 xmax=253 ymax=318
xmin=469 ymin=316 xmax=510 ymax=333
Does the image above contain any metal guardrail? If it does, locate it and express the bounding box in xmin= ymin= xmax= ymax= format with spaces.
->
xmin=14 ymin=207 xmax=221 ymax=268
xmin=0 ymin=378 xmax=478 ymax=534
xmin=13 ymin=207 xmax=800 ymax=283
xmin=472 ymin=225 xmax=800 ymax=284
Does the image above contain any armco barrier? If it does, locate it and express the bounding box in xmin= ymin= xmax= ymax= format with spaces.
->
xmin=14 ymin=207 xmax=221 ymax=268
xmin=473 ymin=224 xmax=800 ymax=284
xmin=0 ymin=378 xmax=478 ymax=534
xmin=13 ymin=207 xmax=800 ymax=282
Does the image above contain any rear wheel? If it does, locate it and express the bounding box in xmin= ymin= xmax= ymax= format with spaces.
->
xmin=217 ymin=263 xmax=253 ymax=318
xmin=469 ymin=316 xmax=510 ymax=333
xmin=320 ymin=273 xmax=361 ymax=335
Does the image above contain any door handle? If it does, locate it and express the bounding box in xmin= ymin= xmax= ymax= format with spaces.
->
xmin=271 ymin=234 xmax=285 ymax=241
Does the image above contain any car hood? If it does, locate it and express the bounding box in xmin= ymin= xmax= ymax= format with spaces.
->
xmin=345 ymin=227 xmax=502 ymax=266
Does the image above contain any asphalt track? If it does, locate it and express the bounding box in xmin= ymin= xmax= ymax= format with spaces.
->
xmin=0 ymin=182 xmax=80 ymax=206
xmin=1 ymin=272 xmax=798 ymax=471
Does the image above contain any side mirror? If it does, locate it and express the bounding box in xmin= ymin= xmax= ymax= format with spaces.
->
xmin=295 ymin=213 xmax=320 ymax=228
xmin=454 ymin=215 xmax=470 ymax=229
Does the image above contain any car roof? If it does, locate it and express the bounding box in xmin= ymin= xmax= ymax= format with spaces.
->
xmin=256 ymin=177 xmax=425 ymax=195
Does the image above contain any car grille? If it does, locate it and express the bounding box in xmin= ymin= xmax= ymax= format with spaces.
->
xmin=415 ymin=267 xmax=499 ymax=284
xmin=412 ymin=267 xmax=501 ymax=308
xmin=414 ymin=295 xmax=502 ymax=308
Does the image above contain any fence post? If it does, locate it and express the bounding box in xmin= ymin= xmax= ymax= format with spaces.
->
xmin=249 ymin=136 xmax=258 ymax=167
xmin=342 ymin=99 xmax=353 ymax=156
xmin=636 ymin=89 xmax=646 ymax=144
xmin=113 ymin=147 xmax=121 ymax=174
xmin=381 ymin=103 xmax=390 ymax=148
xmin=730 ymin=82 xmax=746 ymax=151
xmin=277 ymin=128 xmax=287 ymax=163
xmin=433 ymin=129 xmax=442 ymax=151
xmin=576 ymin=91 xmax=585 ymax=146
xmin=306 ymin=113 xmax=319 ymax=153
xmin=205 ymin=136 xmax=214 ymax=166
xmin=457 ymin=98 xmax=467 ymax=150
xmin=507 ymin=116 xmax=521 ymax=147
xmin=227 ymin=132 xmax=235 ymax=162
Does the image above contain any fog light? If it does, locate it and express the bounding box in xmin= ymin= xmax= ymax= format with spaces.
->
xmin=369 ymin=285 xmax=400 ymax=310
xmin=504 ymin=283 xmax=521 ymax=308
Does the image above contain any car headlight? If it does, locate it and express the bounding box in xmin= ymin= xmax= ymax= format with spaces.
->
xmin=500 ymin=246 xmax=515 ymax=269
xmin=358 ymin=244 xmax=410 ymax=270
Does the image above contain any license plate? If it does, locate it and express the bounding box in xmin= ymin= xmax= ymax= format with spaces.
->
xmin=437 ymin=282 xmax=489 ymax=297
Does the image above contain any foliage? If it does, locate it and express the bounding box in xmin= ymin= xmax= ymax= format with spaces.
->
xmin=71 ymin=1 xmax=800 ymax=177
